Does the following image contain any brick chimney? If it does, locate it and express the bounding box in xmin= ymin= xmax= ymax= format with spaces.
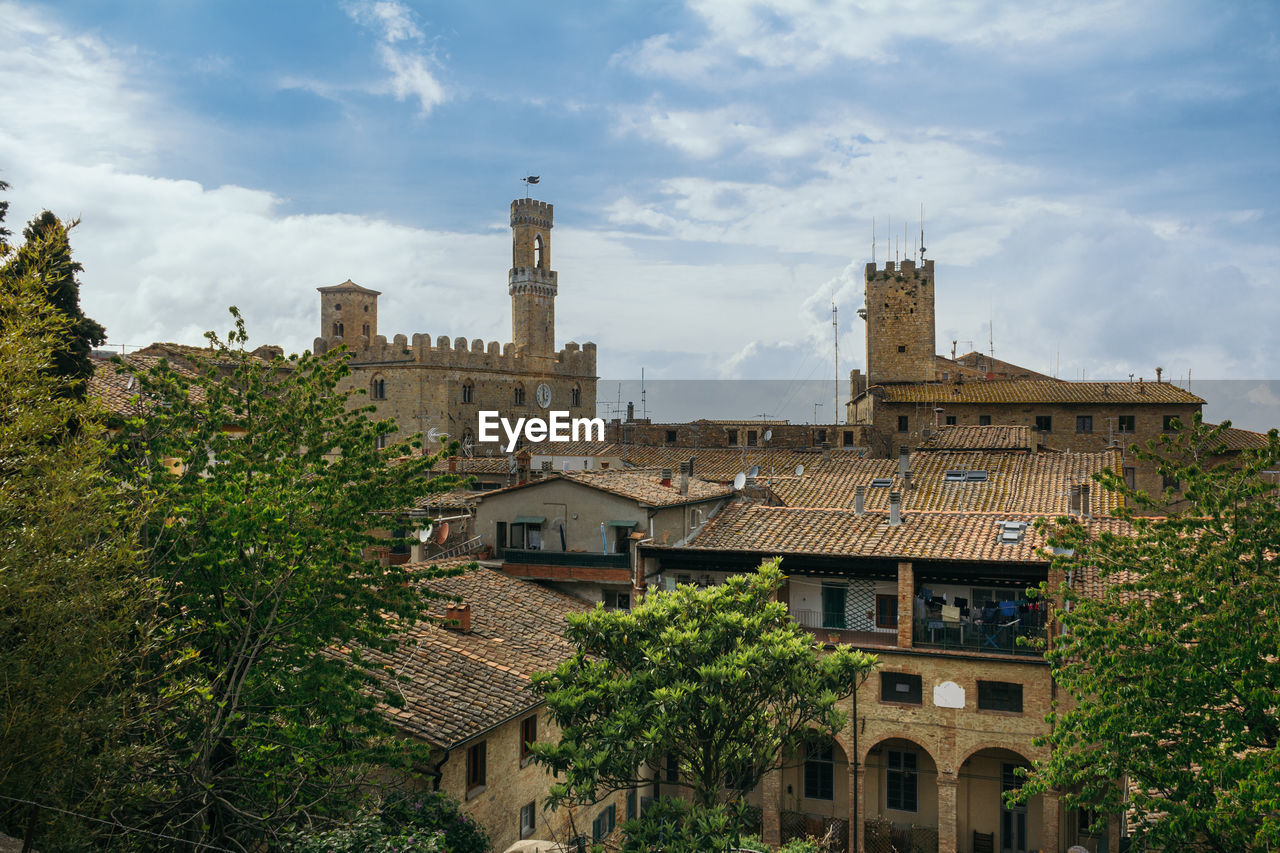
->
xmin=660 ymin=468 xmax=672 ymax=487
xmin=445 ymin=603 xmax=471 ymax=632
xmin=678 ymin=462 xmax=690 ymax=496
xmin=898 ymin=446 xmax=910 ymax=478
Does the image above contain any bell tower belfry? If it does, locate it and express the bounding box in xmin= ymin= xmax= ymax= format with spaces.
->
xmin=509 ymin=198 xmax=557 ymax=358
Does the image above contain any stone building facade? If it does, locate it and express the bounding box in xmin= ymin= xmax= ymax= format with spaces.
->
xmin=312 ymin=198 xmax=598 ymax=450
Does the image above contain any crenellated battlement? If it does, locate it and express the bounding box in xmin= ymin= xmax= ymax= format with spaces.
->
xmin=865 ymin=258 xmax=935 ymax=280
xmin=312 ymin=332 xmax=596 ymax=376
xmin=510 ymin=199 xmax=553 ymax=229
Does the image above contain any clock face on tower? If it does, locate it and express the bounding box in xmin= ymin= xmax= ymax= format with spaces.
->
xmin=536 ymin=383 xmax=552 ymax=408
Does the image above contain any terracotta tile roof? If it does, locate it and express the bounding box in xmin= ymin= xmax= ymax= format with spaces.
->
xmin=950 ymin=351 xmax=1055 ymax=381
xmin=316 ymin=278 xmax=382 ymax=295
xmin=673 ymin=503 xmax=1133 ymax=564
xmin=616 ymin=446 xmax=866 ymax=483
xmin=1207 ymin=425 xmax=1274 ymax=451
xmin=89 ymin=354 xmax=207 ymax=417
xmin=528 ymin=440 xmax=620 ymax=456
xmin=428 ymin=456 xmax=515 ymax=476
xmin=412 ymin=489 xmax=480 ymax=512
xmin=557 ymin=469 xmax=731 ymax=506
xmin=870 ymin=379 xmax=1203 ymax=405
xmin=919 ymin=425 xmax=1032 ymax=451
xmin=364 ymin=562 xmax=590 ymax=748
xmin=766 ymin=449 xmax=1124 ymax=516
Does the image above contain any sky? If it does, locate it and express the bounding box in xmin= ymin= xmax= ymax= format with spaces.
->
xmin=3 ymin=1 xmax=1279 ymax=410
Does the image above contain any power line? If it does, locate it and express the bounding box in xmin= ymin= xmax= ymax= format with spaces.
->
xmin=0 ymin=794 xmax=238 ymax=852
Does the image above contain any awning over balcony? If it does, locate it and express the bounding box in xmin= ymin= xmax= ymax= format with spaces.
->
xmin=605 ymin=520 xmax=638 ymax=528
xmin=512 ymin=516 xmax=546 ymax=525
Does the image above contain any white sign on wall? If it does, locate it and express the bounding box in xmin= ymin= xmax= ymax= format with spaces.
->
xmin=933 ymin=681 xmax=965 ymax=709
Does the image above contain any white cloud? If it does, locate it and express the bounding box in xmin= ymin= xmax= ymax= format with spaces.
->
xmin=617 ymin=0 xmax=1157 ymax=84
xmin=344 ymin=0 xmax=447 ymax=115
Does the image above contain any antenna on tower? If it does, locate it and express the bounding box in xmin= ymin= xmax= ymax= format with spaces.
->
xmin=919 ymin=203 xmax=926 ymax=261
xmin=832 ymin=295 xmax=840 ymax=426
xmin=905 ymin=221 xmax=909 ymax=264
xmin=872 ymin=216 xmax=876 ymax=265
xmin=641 ymin=367 xmax=647 ymax=420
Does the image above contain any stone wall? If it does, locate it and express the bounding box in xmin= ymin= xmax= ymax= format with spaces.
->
xmin=864 ymin=260 xmax=936 ymax=386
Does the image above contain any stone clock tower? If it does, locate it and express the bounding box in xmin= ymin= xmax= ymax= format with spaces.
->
xmin=509 ymin=198 xmax=557 ymax=361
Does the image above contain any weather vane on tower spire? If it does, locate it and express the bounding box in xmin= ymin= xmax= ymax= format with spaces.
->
xmin=522 ymin=175 xmax=540 ymax=198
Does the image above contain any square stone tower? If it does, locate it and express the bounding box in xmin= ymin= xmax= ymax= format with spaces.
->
xmin=509 ymin=198 xmax=557 ymax=360
xmin=317 ymin=279 xmax=380 ymax=346
xmin=862 ymin=259 xmax=935 ymax=385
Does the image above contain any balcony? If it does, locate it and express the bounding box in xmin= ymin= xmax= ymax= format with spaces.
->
xmin=911 ymin=618 xmax=1046 ymax=657
xmin=791 ymin=608 xmax=900 ymax=648
xmin=499 ymin=548 xmax=632 ymax=584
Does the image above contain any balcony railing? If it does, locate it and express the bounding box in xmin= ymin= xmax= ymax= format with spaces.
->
xmin=791 ymin=609 xmax=899 ymax=648
xmin=912 ymin=618 xmax=1046 ymax=657
xmin=501 ymin=548 xmax=629 ymax=569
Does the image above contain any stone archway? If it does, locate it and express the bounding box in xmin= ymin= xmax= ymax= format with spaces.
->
xmin=957 ymin=747 xmax=1043 ymax=853
xmin=861 ymin=736 xmax=941 ymax=853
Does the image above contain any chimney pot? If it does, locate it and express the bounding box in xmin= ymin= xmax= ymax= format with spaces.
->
xmin=854 ymin=484 xmax=866 ymax=516
xmin=445 ymin=603 xmax=471 ymax=632
xmin=898 ymin=446 xmax=910 ymax=478
xmin=888 ymin=491 xmax=902 ymax=526
xmin=661 ymin=468 xmax=673 ymax=487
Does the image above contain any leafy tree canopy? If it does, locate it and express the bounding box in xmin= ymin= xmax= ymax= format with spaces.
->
xmin=108 ymin=311 xmax=464 ymax=850
xmin=0 ymin=209 xmax=105 ymax=397
xmin=1019 ymin=416 xmax=1280 ymax=851
xmin=532 ymin=558 xmax=876 ymax=847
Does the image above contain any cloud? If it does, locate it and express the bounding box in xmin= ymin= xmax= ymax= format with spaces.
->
xmin=344 ymin=0 xmax=447 ymax=115
xmin=616 ymin=0 xmax=1158 ymax=84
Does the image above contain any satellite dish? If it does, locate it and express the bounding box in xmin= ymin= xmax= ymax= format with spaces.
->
xmin=427 ymin=427 xmax=440 ymax=444
xmin=795 ymin=464 xmax=805 ymax=477
xmin=748 ymin=465 xmax=760 ymax=478
xmin=733 ymin=472 xmax=747 ymax=490
xmin=434 ymin=522 xmax=450 ymax=545
xmin=763 ymin=429 xmax=773 ymax=442
xmin=418 ymin=525 xmax=433 ymax=543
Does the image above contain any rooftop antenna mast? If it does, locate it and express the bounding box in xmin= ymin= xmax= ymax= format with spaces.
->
xmin=919 ymin=203 xmax=926 ymax=261
xmin=641 ymin=367 xmax=647 ymax=420
xmin=832 ymin=295 xmax=840 ymax=425
xmin=872 ymin=216 xmax=876 ymax=265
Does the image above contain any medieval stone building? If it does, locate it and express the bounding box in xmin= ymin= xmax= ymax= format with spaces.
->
xmin=312 ymin=198 xmax=598 ymax=451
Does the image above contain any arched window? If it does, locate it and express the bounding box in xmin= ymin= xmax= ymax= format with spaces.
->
xmin=462 ymin=380 xmax=474 ymax=404
xmin=371 ymin=375 xmax=386 ymax=400
xmin=533 ymin=234 xmax=544 ymax=269
xmin=362 ymin=324 xmax=370 ymax=337
xmin=514 ymin=385 xmax=526 ymax=406
xmin=332 ymin=322 xmax=340 ymax=337
xmin=337 ymin=322 xmax=344 ymax=337
xmin=571 ymin=385 xmax=582 ymax=407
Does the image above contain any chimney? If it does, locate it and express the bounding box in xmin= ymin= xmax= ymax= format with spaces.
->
xmin=888 ymin=491 xmax=902 ymax=526
xmin=898 ymin=446 xmax=910 ymax=478
xmin=854 ymin=485 xmax=866 ymax=516
xmin=678 ymin=461 xmax=690 ymax=496
xmin=1070 ymin=484 xmax=1082 ymax=515
xmin=1080 ymin=483 xmax=1092 ymax=518
xmin=903 ymin=470 xmax=913 ymax=492
xmin=660 ymin=468 xmax=673 ymax=487
xmin=1138 ymin=378 xmax=1145 ymax=395
xmin=445 ymin=603 xmax=471 ymax=632
xmin=626 ymin=401 xmax=635 ymax=421
xmin=1155 ymin=366 xmax=1163 ymax=383
xmin=448 ymin=457 xmax=457 ymax=473
xmin=822 ymin=443 xmax=831 ymax=462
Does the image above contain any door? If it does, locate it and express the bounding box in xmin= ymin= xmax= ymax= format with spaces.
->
xmin=1001 ymin=764 xmax=1028 ymax=853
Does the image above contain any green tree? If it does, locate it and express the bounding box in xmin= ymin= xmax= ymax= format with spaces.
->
xmin=0 ymin=265 xmax=152 ymax=847
xmin=110 ymin=311 xmax=462 ymax=850
xmin=0 ymin=210 xmax=106 ymax=398
xmin=531 ymin=559 xmax=876 ymax=849
xmin=1018 ymin=417 xmax=1280 ymax=851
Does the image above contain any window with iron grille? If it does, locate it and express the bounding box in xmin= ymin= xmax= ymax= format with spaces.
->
xmin=886 ymin=750 xmax=918 ymax=811
xmin=804 ymin=737 xmax=834 ymax=800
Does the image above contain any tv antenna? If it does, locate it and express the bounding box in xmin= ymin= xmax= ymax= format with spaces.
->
xmin=919 ymin=203 xmax=926 ymax=261
xmin=832 ymin=296 xmax=840 ymax=425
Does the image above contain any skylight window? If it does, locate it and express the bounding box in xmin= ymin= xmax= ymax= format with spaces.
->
xmin=944 ymin=470 xmax=965 ymax=482
xmin=997 ymin=520 xmax=1028 ymax=545
xmin=870 ymin=478 xmax=893 ymax=488
xmin=965 ymin=470 xmax=988 ymax=482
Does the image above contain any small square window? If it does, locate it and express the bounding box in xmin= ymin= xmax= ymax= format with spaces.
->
xmin=1163 ymin=414 xmax=1180 ymax=432
xmin=945 ymin=415 xmax=957 ymax=426
xmin=897 ymin=415 xmax=909 ymax=432
xmin=898 ymin=345 xmax=907 ymax=353
xmin=978 ymin=415 xmax=992 ymax=426
xmin=977 ymin=680 xmax=1023 ymax=713
xmin=1076 ymin=415 xmax=1093 ymax=433
xmin=666 ymin=429 xmax=677 ymax=443
xmin=1034 ymin=415 xmax=1052 ymax=432
xmin=1118 ymin=415 xmax=1136 ymax=433
xmin=880 ymin=672 xmax=922 ymax=705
